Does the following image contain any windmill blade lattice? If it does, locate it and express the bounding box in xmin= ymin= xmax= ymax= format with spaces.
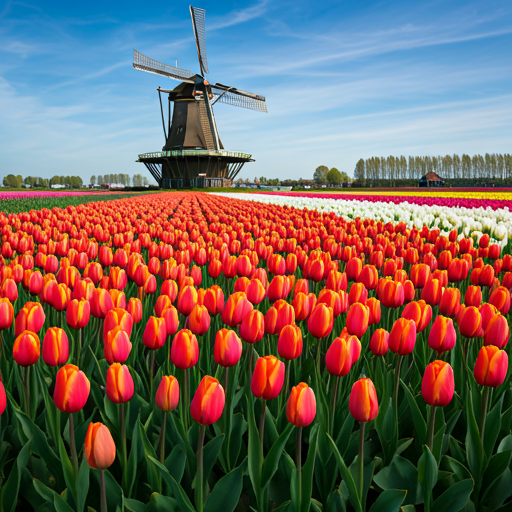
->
xmin=133 ymin=50 xmax=196 ymax=83
xmin=190 ymin=6 xmax=209 ymax=75
xmin=211 ymin=84 xmax=267 ymax=112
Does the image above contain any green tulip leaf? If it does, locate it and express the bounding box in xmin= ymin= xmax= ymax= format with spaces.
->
xmin=204 ymin=458 xmax=246 ymax=512
xmin=368 ymin=489 xmax=407 ymax=512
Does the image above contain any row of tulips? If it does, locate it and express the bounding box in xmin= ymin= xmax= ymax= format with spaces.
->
xmin=0 ymin=191 xmax=510 ymax=512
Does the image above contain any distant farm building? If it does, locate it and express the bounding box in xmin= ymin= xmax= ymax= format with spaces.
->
xmin=419 ymin=171 xmax=445 ymax=187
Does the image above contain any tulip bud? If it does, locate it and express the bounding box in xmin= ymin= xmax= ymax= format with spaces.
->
xmin=106 ymin=363 xmax=134 ymax=404
xmin=421 ymin=278 xmax=443 ymax=306
xmin=369 ymin=329 xmax=389 ymax=356
xmin=221 ymin=292 xmax=253 ymax=327
xmin=54 ymin=364 xmax=90 ymax=413
xmin=346 ymin=302 xmax=369 ymax=338
xmin=177 ymin=285 xmax=198 ymax=316
xmin=0 ymin=298 xmax=14 ymax=330
xmin=90 ymin=288 xmax=114 ymax=319
xmin=465 ymin=285 xmax=482 ymax=307
xmin=458 ymin=306 xmax=483 ymax=338
xmin=143 ymin=316 xmax=167 ymax=350
xmin=171 ymin=329 xmax=199 ymax=370
xmin=428 ymin=316 xmax=456 ymax=355
xmin=84 ymin=422 xmax=116 ymax=470
xmin=186 ymin=304 xmax=211 ymax=336
xmin=161 ymin=305 xmax=179 ymax=336
xmin=214 ymin=329 xmax=243 ymax=367
xmin=439 ymin=288 xmax=461 ymax=318
xmin=0 ymin=381 xmax=6 ymax=415
xmin=104 ymin=326 xmax=132 ymax=364
xmin=251 ymin=355 xmax=285 ymax=400
xmin=265 ymin=299 xmax=295 ymax=335
xmin=349 ymin=378 xmax=379 ymax=422
xmin=389 ymin=318 xmax=416 ymax=355
xmin=292 ymin=292 xmax=317 ymax=321
xmin=128 ymin=297 xmax=143 ymax=323
xmin=489 ymin=286 xmax=511 ymax=315
xmin=421 ymin=361 xmax=454 ymax=407
xmin=155 ymin=375 xmax=180 ymax=411
xmin=191 ymin=376 xmax=225 ymax=425
xmin=484 ymin=314 xmax=509 ymax=349
xmin=15 ymin=301 xmax=45 ymax=336
xmin=67 ymin=298 xmax=91 ymax=330
xmin=42 ymin=327 xmax=69 ymax=366
xmin=307 ymin=303 xmax=334 ymax=339
xmin=278 ymin=324 xmax=303 ymax=360
xmin=13 ymin=330 xmax=40 ymax=367
xmin=367 ymin=297 xmax=381 ymax=325
xmin=326 ymin=332 xmax=361 ymax=376
xmin=401 ymin=300 xmax=432 ymax=332
xmin=239 ymin=309 xmax=265 ymax=344
xmin=474 ymin=345 xmax=508 ymax=387
xmin=286 ymin=382 xmax=316 ymax=427
xmin=203 ymin=285 xmax=225 ymax=315
xmin=348 ymin=282 xmax=368 ymax=306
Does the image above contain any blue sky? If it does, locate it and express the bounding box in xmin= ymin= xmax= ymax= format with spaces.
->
xmin=1 ymin=0 xmax=511 ymax=183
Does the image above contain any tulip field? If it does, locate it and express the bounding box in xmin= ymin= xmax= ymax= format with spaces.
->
xmin=0 ymin=191 xmax=511 ymax=512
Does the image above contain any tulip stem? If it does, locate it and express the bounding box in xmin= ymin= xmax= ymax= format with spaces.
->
xmin=315 ymin=338 xmax=321 ymax=375
xmin=358 ymin=422 xmax=366 ymax=501
xmin=259 ymin=400 xmax=266 ymax=452
xmin=479 ymin=387 xmax=490 ymax=442
xmin=120 ymin=403 xmax=127 ymax=469
xmin=149 ymin=350 xmax=155 ymax=401
xmin=69 ymin=413 xmax=79 ymax=477
xmin=284 ymin=360 xmax=291 ymax=403
xmin=224 ymin=367 xmax=229 ymax=397
xmin=184 ymin=369 xmax=190 ymax=432
xmin=196 ymin=425 xmax=206 ymax=512
xmin=426 ymin=405 xmax=437 ymax=451
xmin=100 ymin=469 xmax=107 ymax=512
xmin=331 ymin=376 xmax=340 ymax=434
xmin=296 ymin=427 xmax=302 ymax=508
xmin=393 ymin=355 xmax=402 ymax=408
xmin=159 ymin=413 xmax=167 ymax=463
xmin=21 ymin=366 xmax=31 ymax=419
xmin=77 ymin=328 xmax=82 ymax=366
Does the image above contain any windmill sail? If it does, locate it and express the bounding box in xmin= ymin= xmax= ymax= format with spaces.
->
xmin=190 ymin=6 xmax=209 ymax=75
xmin=133 ymin=50 xmax=195 ymax=83
xmin=211 ymin=84 xmax=267 ymax=112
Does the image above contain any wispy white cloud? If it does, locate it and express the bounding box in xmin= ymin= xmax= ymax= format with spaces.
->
xmin=209 ymin=0 xmax=271 ymax=30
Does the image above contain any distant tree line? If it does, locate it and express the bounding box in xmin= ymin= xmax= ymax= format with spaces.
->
xmin=354 ymin=153 xmax=512 ymax=182
xmin=91 ymin=174 xmax=150 ymax=187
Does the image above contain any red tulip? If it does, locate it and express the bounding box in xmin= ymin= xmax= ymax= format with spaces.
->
xmin=428 ymin=316 xmax=456 ymax=355
xmin=190 ymin=376 xmax=225 ymax=425
xmin=221 ymin=292 xmax=253 ymax=327
xmin=155 ymin=375 xmax=180 ymax=411
xmin=326 ymin=331 xmax=361 ymax=376
xmin=286 ymin=382 xmax=316 ymax=427
xmin=214 ymin=328 xmax=243 ymax=367
xmin=439 ymin=288 xmax=461 ymax=318
xmin=307 ymin=303 xmax=334 ymax=339
xmin=54 ymin=364 xmax=90 ymax=413
xmin=457 ymin=306 xmax=483 ymax=338
xmin=186 ymin=304 xmax=210 ymax=336
xmin=346 ymin=302 xmax=369 ymax=338
xmin=104 ymin=326 xmax=132 ymax=364
xmin=143 ymin=316 xmax=167 ymax=350
xmin=127 ymin=297 xmax=143 ymax=323
xmin=484 ymin=314 xmax=509 ymax=349
xmin=474 ymin=345 xmax=508 ymax=387
xmin=15 ymin=301 xmax=45 ymax=336
xmin=13 ymin=330 xmax=40 ymax=366
xmin=401 ymin=300 xmax=432 ymax=332
xmin=171 ymin=329 xmax=199 ymax=370
xmin=251 ymin=355 xmax=285 ymax=400
xmin=489 ymin=286 xmax=511 ymax=315
xmin=240 ymin=309 xmax=265 ymax=344
xmin=106 ymin=363 xmax=134 ymax=404
xmin=369 ymin=329 xmax=389 ymax=356
xmin=349 ymin=378 xmax=378 ymax=422
xmin=42 ymin=327 xmax=69 ymax=366
xmin=422 ymin=361 xmax=454 ymax=407
xmin=278 ymin=324 xmax=303 ymax=360
xmin=389 ymin=318 xmax=416 ymax=355
xmin=0 ymin=298 xmax=14 ymax=330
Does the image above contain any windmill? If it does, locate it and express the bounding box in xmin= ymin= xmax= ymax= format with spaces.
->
xmin=134 ymin=6 xmax=267 ymax=188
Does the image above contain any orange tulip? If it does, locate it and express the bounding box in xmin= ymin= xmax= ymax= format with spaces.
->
xmin=421 ymin=361 xmax=454 ymax=407
xmin=367 ymin=297 xmax=381 ymax=325
xmin=439 ymin=288 xmax=461 ymax=318
xmin=401 ymin=300 xmax=432 ymax=332
xmin=349 ymin=378 xmax=378 ymax=422
xmin=171 ymin=329 xmax=199 ymax=369
xmin=13 ymin=330 xmax=40 ymax=367
xmin=377 ymin=279 xmax=405 ymax=308
xmin=214 ymin=329 xmax=243 ymax=367
xmin=265 ymin=299 xmax=295 ymax=335
xmin=458 ymin=306 xmax=483 ymax=338
xmin=103 ymin=307 xmax=133 ymax=340
xmin=177 ymin=285 xmax=198 ymax=316
xmin=15 ymin=301 xmax=45 ymax=337
xmin=421 ymin=278 xmax=443 ymax=306
xmin=292 ymin=292 xmax=317 ymax=321
xmin=54 ymin=364 xmax=90 ymax=413
xmin=104 ymin=326 xmax=132 ymax=364
xmin=346 ymin=302 xmax=369 ymax=338
xmin=307 ymin=303 xmax=334 ymax=339
xmin=369 ymin=328 xmax=389 ymax=356
xmin=203 ymin=285 xmax=225 ymax=315
xmin=143 ymin=316 xmax=167 ymax=350
xmin=348 ymin=282 xmax=368 ymax=306
xmin=42 ymin=327 xmax=69 ymax=366
xmin=190 ymin=376 xmax=225 ymax=425
xmin=326 ymin=332 xmax=361 ymax=376
xmin=251 ymin=355 xmax=285 ymax=400
xmin=465 ymin=285 xmax=482 ymax=307
xmin=474 ymin=345 xmax=508 ymax=387
xmin=90 ymin=288 xmax=114 ymax=319
xmin=428 ymin=316 xmax=456 ymax=355
xmin=484 ymin=314 xmax=509 ymax=349
xmin=106 ymin=363 xmax=134 ymax=404
xmin=154 ymin=294 xmax=173 ymax=317
xmin=489 ymin=286 xmax=511 ymax=315
xmin=278 ymin=324 xmax=303 ymax=360
xmin=410 ymin=263 xmax=431 ymax=288
xmin=221 ymin=291 xmax=253 ymax=327
xmin=389 ymin=318 xmax=416 ymax=355
xmin=162 ymin=305 xmax=180 ymax=336
xmin=0 ymin=298 xmax=14 ymax=330
xmin=67 ymin=298 xmax=91 ymax=330
xmin=155 ymin=375 xmax=180 ymax=411
xmin=239 ymin=309 xmax=265 ymax=344
xmin=286 ymin=382 xmax=316 ymax=427
xmin=84 ymin=422 xmax=116 ymax=470
xmin=186 ymin=304 xmax=211 ymax=336
xmin=127 ymin=297 xmax=143 ymax=323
